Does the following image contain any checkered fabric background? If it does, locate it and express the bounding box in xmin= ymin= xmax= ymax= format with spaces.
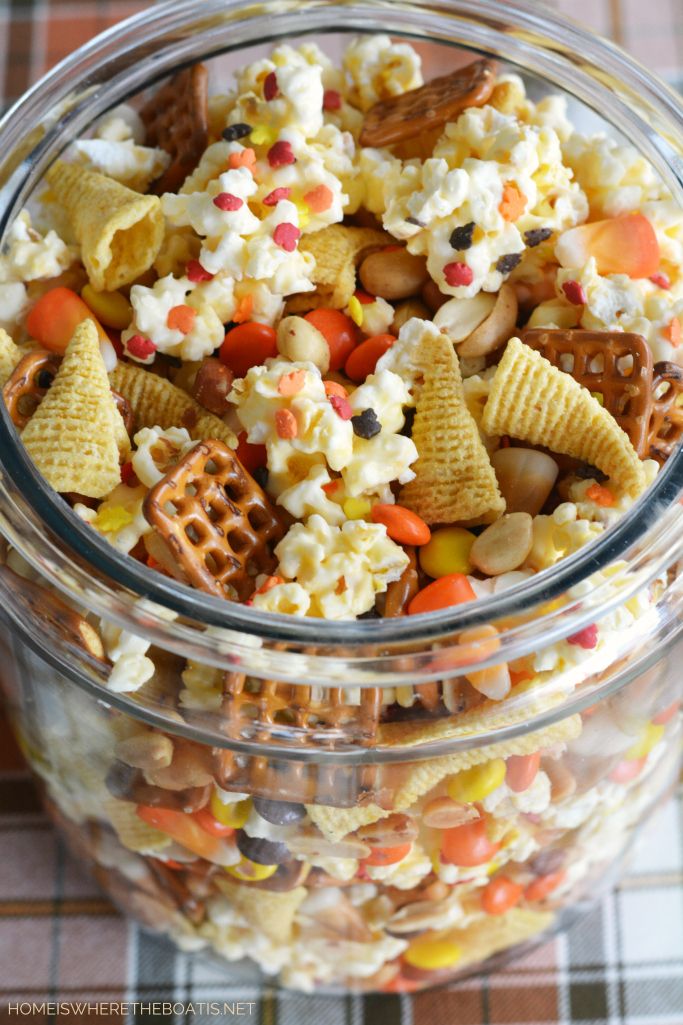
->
xmin=0 ymin=1 xmax=682 ymax=1023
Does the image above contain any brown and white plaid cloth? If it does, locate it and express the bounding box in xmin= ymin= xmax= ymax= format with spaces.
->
xmin=0 ymin=1 xmax=682 ymax=1022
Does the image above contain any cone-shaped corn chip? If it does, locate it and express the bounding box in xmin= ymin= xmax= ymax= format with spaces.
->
xmin=215 ymin=877 xmax=307 ymax=944
xmin=482 ymin=338 xmax=646 ymax=497
xmin=434 ymin=908 xmax=554 ymax=969
xmin=286 ymin=224 xmax=390 ymax=312
xmin=21 ymin=320 xmax=123 ymax=497
xmin=399 ymin=325 xmax=505 ymax=524
xmin=110 ymin=361 xmax=237 ymax=449
xmin=46 ymin=161 xmax=164 ymax=291
xmin=105 ymin=798 xmax=171 ymax=853
xmin=0 ymin=329 xmax=22 ymax=389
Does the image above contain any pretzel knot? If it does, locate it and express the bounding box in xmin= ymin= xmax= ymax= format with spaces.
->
xmin=143 ymin=439 xmax=284 ymax=600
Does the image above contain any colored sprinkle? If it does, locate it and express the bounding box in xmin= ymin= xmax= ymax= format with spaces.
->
xmin=323 ymin=89 xmax=342 ymax=111
xmin=233 ymin=293 xmax=254 ymax=324
xmin=277 ymin=369 xmax=307 ymax=396
xmin=273 ymin=222 xmax=301 ymax=251
xmin=666 ymin=316 xmax=681 ymax=348
xmin=443 ymin=261 xmax=474 ymax=287
xmin=586 ymin=483 xmax=615 ymax=507
xmin=228 ymin=148 xmax=256 ymax=171
xmin=267 ymin=140 xmax=296 ymax=167
xmin=347 ymin=295 xmax=363 ymax=327
xmin=524 ymin=227 xmax=553 ymax=248
xmin=255 ymin=574 xmax=285 ymax=594
xmin=496 ymin=252 xmax=523 ymax=275
xmin=166 ymin=304 xmax=196 ymax=334
xmin=222 ymin=123 xmax=252 ymax=142
xmin=95 ymin=506 xmax=134 ymax=533
xmin=351 ymin=408 xmax=381 ymax=439
xmin=449 ymin=221 xmax=475 ymax=251
xmin=567 ymin=624 xmax=599 ymax=649
xmin=323 ymin=380 xmax=348 ymax=399
xmin=213 ymin=192 xmax=243 ymax=211
xmin=329 ymin=394 xmax=353 ymax=420
xmin=263 ymin=187 xmax=291 ymax=206
xmin=304 ymin=184 xmax=334 ymax=213
xmin=263 ymin=71 xmax=279 ymax=101
xmin=127 ymin=334 xmax=156 ymax=359
xmin=649 ymin=272 xmax=671 ymax=290
xmin=274 ymin=408 xmax=298 ymax=439
xmin=499 ymin=182 xmax=527 ymax=222
xmin=186 ymin=259 xmax=213 ymax=282
xmin=562 ymin=279 xmax=588 ymax=305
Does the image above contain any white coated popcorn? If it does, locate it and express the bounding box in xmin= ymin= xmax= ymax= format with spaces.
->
xmin=71 ymin=138 xmax=170 ymax=193
xmin=131 ymin=426 xmax=196 ymax=488
xmin=0 ymin=282 xmax=29 ymax=332
xmin=121 ymin=274 xmax=226 ymax=362
xmin=343 ymin=34 xmax=422 ymax=112
xmin=251 ymin=582 xmax=311 ymax=616
xmin=0 ymin=209 xmax=76 ymax=283
xmin=75 ymin=483 xmax=151 ymax=555
xmin=271 ymin=513 xmax=409 ymax=619
xmin=276 ymin=464 xmax=345 ymax=525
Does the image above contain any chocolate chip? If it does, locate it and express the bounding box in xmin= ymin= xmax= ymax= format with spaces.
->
xmin=449 ymin=221 xmax=475 ymax=251
xmin=252 ymin=466 xmax=269 ymax=490
xmin=236 ymin=830 xmax=292 ymax=865
xmin=222 ymin=123 xmax=252 ymax=141
xmin=496 ymin=252 xmax=523 ymax=274
xmin=351 ymin=408 xmax=381 ymax=439
xmin=524 ymin=227 xmax=553 ymax=248
xmin=253 ymin=797 xmax=306 ymax=825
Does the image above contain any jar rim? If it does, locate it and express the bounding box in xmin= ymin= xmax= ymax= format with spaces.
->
xmin=1 ymin=0 xmax=683 ymax=684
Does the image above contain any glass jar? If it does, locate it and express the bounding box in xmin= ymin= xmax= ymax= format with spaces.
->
xmin=0 ymin=0 xmax=682 ymax=995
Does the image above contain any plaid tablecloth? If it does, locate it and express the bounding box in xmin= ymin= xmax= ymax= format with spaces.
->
xmin=0 ymin=1 xmax=682 ymax=1022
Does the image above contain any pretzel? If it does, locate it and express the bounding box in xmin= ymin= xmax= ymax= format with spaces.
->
xmin=649 ymin=361 xmax=683 ymax=463
xmin=359 ymin=58 xmax=496 ymax=148
xmin=521 ymin=328 xmax=653 ymax=456
xmin=143 ymin=439 xmax=284 ymax=601
xmin=140 ymin=64 xmax=209 ymax=194
xmin=3 ymin=350 xmax=61 ymax=428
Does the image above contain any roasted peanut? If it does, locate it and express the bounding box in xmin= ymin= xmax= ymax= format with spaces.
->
xmin=470 ymin=513 xmax=534 ymax=575
xmin=359 ymin=248 xmax=428 ymax=300
xmin=355 ymin=813 xmax=418 ymax=848
xmin=391 ymin=298 xmax=431 ymax=334
xmin=422 ymin=796 xmax=480 ymax=830
xmin=116 ymin=730 xmax=174 ymax=772
xmin=276 ymin=315 xmax=330 ymax=371
xmin=434 ymin=292 xmax=496 ymax=342
xmin=458 ymin=283 xmax=518 ymax=357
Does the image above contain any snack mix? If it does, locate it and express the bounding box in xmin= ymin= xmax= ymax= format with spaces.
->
xmin=1 ymin=35 xmax=682 ymax=992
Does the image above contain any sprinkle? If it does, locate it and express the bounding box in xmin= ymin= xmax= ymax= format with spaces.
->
xmin=228 ymin=148 xmax=256 ymax=171
xmin=329 ymin=394 xmax=353 ymax=420
xmin=443 ymin=261 xmax=473 ymax=287
xmin=166 ymin=304 xmax=196 ymax=333
xmin=347 ymin=294 xmax=363 ymax=327
xmin=233 ymin=293 xmax=254 ymax=324
xmin=303 ymin=184 xmax=334 ymax=213
xmin=562 ymin=279 xmax=588 ymax=305
xmin=665 ymin=317 xmax=681 ymax=348
xmin=354 ymin=289 xmax=375 ymax=305
xmin=449 ymin=222 xmax=475 ymax=250
xmin=273 ymin=222 xmax=301 ymax=251
xmin=323 ymin=89 xmax=342 ymax=111
xmin=263 ymin=71 xmax=279 ymax=101
xmin=186 ymin=259 xmax=213 ymax=282
xmin=649 ymin=272 xmax=671 ymax=290
xmin=249 ymin=124 xmax=277 ymax=147
xmin=335 ymin=576 xmax=347 ymax=595
xmin=567 ymin=624 xmax=599 ymax=649
xmin=274 ymin=407 xmax=298 ymax=439
xmin=263 ymin=186 xmax=291 ymax=206
xmin=351 ymin=408 xmax=381 ymax=439
xmin=524 ymin=227 xmax=553 ymax=248
xmin=324 ymin=380 xmax=348 ymax=399
xmin=277 ymin=369 xmax=307 ymax=396
xmin=95 ymin=505 xmax=134 ymax=533
xmin=213 ymin=192 xmax=244 ymax=211
xmin=499 ymin=182 xmax=527 ymax=222
xmin=496 ymin=252 xmax=523 ymax=275
xmin=267 ymin=140 xmax=296 ymax=167
xmin=322 ymin=478 xmax=342 ymax=493
xmin=127 ymin=334 xmax=156 ymax=359
xmin=255 ymin=574 xmax=285 ymax=594
xmin=586 ymin=482 xmax=615 ymax=507
xmin=222 ymin=123 xmax=252 ymax=141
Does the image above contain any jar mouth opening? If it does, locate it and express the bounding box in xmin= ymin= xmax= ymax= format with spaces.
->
xmin=1 ymin=0 xmax=683 ymax=659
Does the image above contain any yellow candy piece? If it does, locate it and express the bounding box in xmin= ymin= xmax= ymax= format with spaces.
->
xmin=343 ymin=496 xmax=372 ymax=520
xmin=347 ymin=294 xmax=363 ymax=327
xmin=94 ymin=505 xmax=134 ymax=533
xmin=225 ymin=856 xmax=278 ymax=882
xmin=210 ymin=791 xmax=251 ymax=829
xmin=447 ymin=759 xmax=506 ymax=804
xmin=250 ymin=124 xmax=277 ymax=147
xmin=404 ymin=937 xmax=462 ymax=971
xmin=419 ymin=525 xmax=476 ymax=578
xmin=81 ymin=284 xmax=132 ymax=331
xmin=625 ymin=722 xmax=664 ymax=760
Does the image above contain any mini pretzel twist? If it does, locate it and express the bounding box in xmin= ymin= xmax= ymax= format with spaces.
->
xmin=140 ymin=64 xmax=209 ymax=194
xmin=3 ymin=350 xmax=61 ymax=428
xmin=649 ymin=361 xmax=683 ymax=463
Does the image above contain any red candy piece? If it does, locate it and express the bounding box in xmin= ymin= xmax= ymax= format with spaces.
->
xmin=273 ymin=222 xmax=301 ymax=252
xmin=263 ymin=71 xmax=279 ymax=101
xmin=186 ymin=259 xmax=213 ymax=282
xmin=562 ymin=279 xmax=587 ymax=305
xmin=443 ymin=262 xmax=474 ymax=287
xmin=127 ymin=334 xmax=156 ymax=359
xmin=267 ymin=140 xmax=296 ymax=167
xmin=263 ymin=187 xmax=291 ymax=206
xmin=220 ymin=322 xmax=278 ymax=377
xmin=323 ymin=89 xmax=342 ymax=111
xmin=213 ymin=192 xmax=243 ymax=211
xmin=329 ymin=394 xmax=353 ymax=420
xmin=567 ymin=624 xmax=598 ymax=649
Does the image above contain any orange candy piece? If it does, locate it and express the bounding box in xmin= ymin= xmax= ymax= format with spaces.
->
xmin=585 ymin=483 xmax=615 ymax=507
xmin=370 ymin=503 xmax=431 ymax=545
xmin=408 ymin=573 xmax=476 ymax=615
xmin=556 ymin=214 xmax=660 ymax=279
xmin=481 ymin=876 xmax=524 ymax=915
xmin=665 ymin=317 xmax=681 ymax=348
xmin=499 ymin=182 xmax=526 ymax=222
xmin=166 ymin=303 xmax=196 ymax=333
xmin=505 ymin=752 xmax=540 ymax=793
xmin=304 ymin=184 xmax=334 ymax=213
xmin=524 ymin=870 xmax=567 ymax=902
xmin=344 ymin=333 xmax=396 ymax=382
xmin=219 ymin=321 xmax=278 ymax=377
xmin=304 ymin=308 xmax=357 ymax=371
xmin=228 ymin=147 xmax=256 ymax=171
xmin=26 ymin=286 xmax=109 ymax=353
xmin=136 ymin=805 xmax=222 ymax=861
xmin=362 ymin=842 xmax=413 ymax=867
xmin=441 ymin=817 xmax=501 ymax=867
xmin=192 ymin=807 xmax=235 ymax=839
